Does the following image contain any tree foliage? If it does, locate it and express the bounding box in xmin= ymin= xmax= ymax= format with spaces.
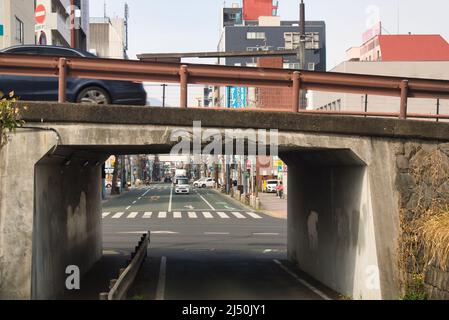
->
xmin=0 ymin=92 xmax=26 ymax=147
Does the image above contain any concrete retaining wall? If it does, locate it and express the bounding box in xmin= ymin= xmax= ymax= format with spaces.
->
xmin=32 ymin=160 xmax=103 ymax=299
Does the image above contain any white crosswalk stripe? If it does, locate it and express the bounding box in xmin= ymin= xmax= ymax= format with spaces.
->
xmin=127 ymin=212 xmax=139 ymax=219
xmin=202 ymin=212 xmax=213 ymax=219
xmin=143 ymin=212 xmax=152 ymax=219
xmin=216 ymin=212 xmax=230 ymax=219
xmin=246 ymin=212 xmax=262 ymax=219
xmin=103 ymin=211 xmax=264 ymax=220
xmin=112 ymin=212 xmax=125 ymax=219
xmin=231 ymin=212 xmax=246 ymax=219
xmin=188 ymin=212 xmax=197 ymax=219
xmin=173 ymin=212 xmax=182 ymax=219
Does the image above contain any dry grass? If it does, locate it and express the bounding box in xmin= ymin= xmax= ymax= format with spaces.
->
xmin=418 ymin=206 xmax=449 ymax=271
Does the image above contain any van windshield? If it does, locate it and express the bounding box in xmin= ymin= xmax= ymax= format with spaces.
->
xmin=267 ymin=180 xmax=278 ymax=185
xmin=177 ymin=178 xmax=189 ymax=185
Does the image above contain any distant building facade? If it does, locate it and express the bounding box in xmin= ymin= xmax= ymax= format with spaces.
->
xmin=34 ymin=0 xmax=89 ymax=49
xmin=89 ymin=17 xmax=127 ymax=59
xmin=0 ymin=0 xmax=35 ymax=49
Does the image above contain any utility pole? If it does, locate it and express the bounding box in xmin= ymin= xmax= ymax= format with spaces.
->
xmin=297 ymin=0 xmax=307 ymax=109
xmin=161 ymin=84 xmax=167 ymax=107
xmin=70 ymin=0 xmax=76 ymax=48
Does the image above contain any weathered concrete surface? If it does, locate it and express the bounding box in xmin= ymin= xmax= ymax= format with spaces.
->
xmin=18 ymin=102 xmax=449 ymax=141
xmin=32 ymin=154 xmax=105 ymax=299
xmin=1 ymin=102 xmax=448 ymax=299
xmin=0 ymin=130 xmax=56 ymax=299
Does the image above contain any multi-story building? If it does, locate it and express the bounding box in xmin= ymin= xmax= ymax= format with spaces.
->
xmin=89 ymin=17 xmax=127 ymax=59
xmin=309 ymin=32 xmax=449 ymax=116
xmin=212 ymin=2 xmax=326 ymax=109
xmin=34 ymin=0 xmax=89 ymax=49
xmin=0 ymin=0 xmax=35 ymax=49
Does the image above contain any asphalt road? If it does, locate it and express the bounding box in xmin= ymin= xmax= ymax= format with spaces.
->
xmin=98 ymin=183 xmax=335 ymax=300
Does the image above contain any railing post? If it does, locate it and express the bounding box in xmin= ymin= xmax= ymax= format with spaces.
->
xmin=399 ymin=80 xmax=409 ymax=119
xmin=58 ymin=58 xmax=67 ymax=103
xmin=292 ymin=71 xmax=301 ymax=112
xmin=179 ymin=65 xmax=188 ymax=108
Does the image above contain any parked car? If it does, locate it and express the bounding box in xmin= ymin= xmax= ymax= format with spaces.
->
xmin=193 ymin=177 xmax=206 ymax=188
xmin=0 ymin=45 xmax=147 ymax=105
xmin=195 ymin=177 xmax=216 ymax=189
xmin=266 ymin=180 xmax=279 ymax=193
xmin=175 ymin=177 xmax=190 ymax=195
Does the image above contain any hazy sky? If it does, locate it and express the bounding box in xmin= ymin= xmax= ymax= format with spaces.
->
xmin=90 ymin=0 xmax=449 ymax=70
xmin=89 ymin=0 xmax=449 ymax=106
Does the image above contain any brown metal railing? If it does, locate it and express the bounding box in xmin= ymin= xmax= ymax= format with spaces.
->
xmin=1 ymin=53 xmax=449 ymax=120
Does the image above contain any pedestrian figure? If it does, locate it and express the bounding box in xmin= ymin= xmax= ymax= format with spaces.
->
xmin=277 ymin=182 xmax=284 ymax=199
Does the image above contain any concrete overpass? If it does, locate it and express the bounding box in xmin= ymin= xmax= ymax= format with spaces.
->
xmin=1 ymin=102 xmax=448 ymax=300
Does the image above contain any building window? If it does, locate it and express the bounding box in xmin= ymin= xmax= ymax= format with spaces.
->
xmin=15 ymin=17 xmax=24 ymax=44
xmin=247 ymin=32 xmax=266 ymax=40
xmin=308 ymin=62 xmax=315 ymax=71
xmin=283 ymin=63 xmax=300 ymax=70
xmin=246 ymin=62 xmax=257 ymax=67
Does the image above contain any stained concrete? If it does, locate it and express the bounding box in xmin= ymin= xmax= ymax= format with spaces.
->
xmin=1 ymin=102 xmax=448 ymax=299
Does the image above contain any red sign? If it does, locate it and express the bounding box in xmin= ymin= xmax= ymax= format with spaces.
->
xmin=362 ymin=22 xmax=382 ymax=43
xmin=35 ymin=4 xmax=46 ymax=25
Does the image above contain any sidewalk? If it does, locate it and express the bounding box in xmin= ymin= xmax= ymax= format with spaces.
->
xmin=258 ymin=192 xmax=287 ymax=220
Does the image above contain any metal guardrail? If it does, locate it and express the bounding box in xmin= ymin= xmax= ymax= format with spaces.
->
xmin=0 ymin=53 xmax=448 ymax=120
xmin=99 ymin=232 xmax=150 ymax=300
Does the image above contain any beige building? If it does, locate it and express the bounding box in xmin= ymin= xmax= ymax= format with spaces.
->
xmin=308 ymin=61 xmax=449 ymax=117
xmin=89 ymin=17 xmax=126 ymax=59
xmin=0 ymin=0 xmax=35 ymax=50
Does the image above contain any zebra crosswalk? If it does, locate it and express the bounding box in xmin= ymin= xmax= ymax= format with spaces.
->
xmin=102 ymin=211 xmax=264 ymax=220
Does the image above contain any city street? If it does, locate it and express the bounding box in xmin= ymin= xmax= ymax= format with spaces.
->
xmin=100 ymin=184 xmax=335 ymax=300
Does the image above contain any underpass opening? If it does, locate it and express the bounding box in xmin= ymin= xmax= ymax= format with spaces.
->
xmin=30 ymin=140 xmax=375 ymax=300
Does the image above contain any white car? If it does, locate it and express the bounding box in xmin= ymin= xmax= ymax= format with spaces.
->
xmin=194 ymin=178 xmax=215 ymax=188
xmin=175 ymin=177 xmax=190 ymax=194
xmin=266 ymin=180 xmax=279 ymax=193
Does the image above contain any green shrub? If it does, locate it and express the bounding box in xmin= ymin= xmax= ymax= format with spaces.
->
xmin=0 ymin=91 xmax=25 ymax=147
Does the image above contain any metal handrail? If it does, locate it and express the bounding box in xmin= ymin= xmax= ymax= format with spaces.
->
xmin=1 ymin=53 xmax=448 ymax=120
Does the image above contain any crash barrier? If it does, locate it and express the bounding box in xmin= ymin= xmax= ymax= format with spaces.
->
xmin=99 ymin=231 xmax=150 ymax=300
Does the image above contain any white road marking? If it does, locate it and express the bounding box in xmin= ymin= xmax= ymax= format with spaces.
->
xmin=132 ymin=201 xmax=137 ymax=204
xmin=196 ymin=191 xmax=215 ymax=210
xmin=253 ymin=233 xmax=279 ymax=236
xmin=273 ymin=260 xmax=332 ymax=300
xmin=152 ymin=231 xmax=178 ymax=234
xmin=168 ymin=187 xmax=173 ymax=212
xmin=143 ymin=212 xmax=152 ymax=219
xmin=127 ymin=212 xmax=139 ymax=219
xmin=204 ymin=232 xmax=230 ymax=235
xmin=111 ymin=212 xmax=124 ymax=219
xmin=156 ymin=257 xmax=167 ymax=301
xmin=173 ymin=212 xmax=182 ymax=219
xmin=138 ymin=197 xmax=142 ymax=200
xmin=125 ymin=206 xmax=131 ymax=210
xmin=231 ymin=212 xmax=246 ymax=219
xmin=188 ymin=212 xmax=197 ymax=219
xmin=141 ymin=189 xmax=151 ymax=197
xmin=246 ymin=212 xmax=263 ymax=219
xmin=102 ymin=212 xmax=111 ymax=218
xmin=158 ymin=211 xmax=167 ymax=219
xmin=216 ymin=212 xmax=230 ymax=219
xmin=202 ymin=212 xmax=213 ymax=219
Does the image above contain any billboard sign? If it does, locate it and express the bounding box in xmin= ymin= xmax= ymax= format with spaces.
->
xmin=0 ymin=25 xmax=3 ymax=36
xmin=226 ymin=86 xmax=247 ymax=108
